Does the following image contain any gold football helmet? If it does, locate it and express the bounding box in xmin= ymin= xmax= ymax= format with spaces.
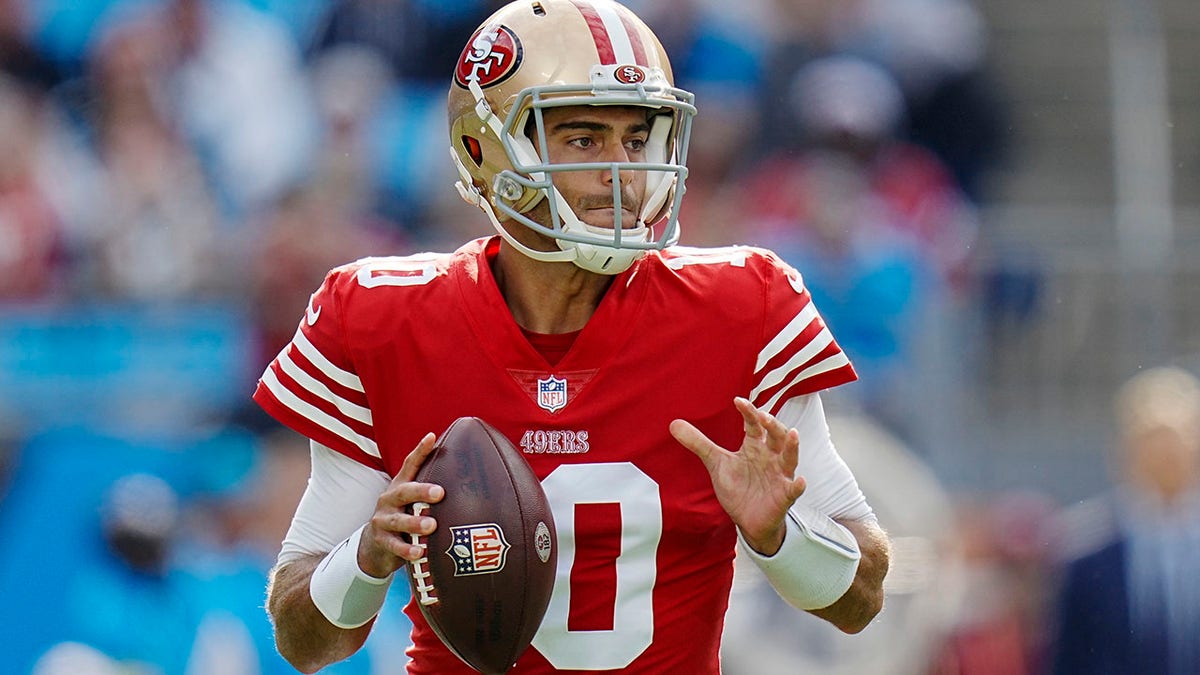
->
xmin=448 ymin=0 xmax=695 ymax=274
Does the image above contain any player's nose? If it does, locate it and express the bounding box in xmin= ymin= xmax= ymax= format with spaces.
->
xmin=600 ymin=145 xmax=635 ymax=187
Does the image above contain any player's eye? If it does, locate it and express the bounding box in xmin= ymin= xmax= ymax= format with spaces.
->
xmin=568 ymin=137 xmax=595 ymax=150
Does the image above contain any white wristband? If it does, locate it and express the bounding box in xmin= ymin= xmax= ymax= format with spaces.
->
xmin=738 ymin=503 xmax=861 ymax=610
xmin=310 ymin=524 xmax=394 ymax=629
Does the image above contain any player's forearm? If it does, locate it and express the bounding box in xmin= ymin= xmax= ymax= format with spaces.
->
xmin=807 ymin=518 xmax=890 ymax=633
xmin=267 ymin=556 xmax=375 ymax=673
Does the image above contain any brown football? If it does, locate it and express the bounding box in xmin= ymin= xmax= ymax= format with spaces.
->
xmin=407 ymin=417 xmax=557 ymax=674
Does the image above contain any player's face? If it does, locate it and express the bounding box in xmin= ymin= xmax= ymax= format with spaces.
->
xmin=539 ymin=105 xmax=649 ymax=229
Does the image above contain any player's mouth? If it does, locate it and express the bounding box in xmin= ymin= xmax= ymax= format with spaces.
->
xmin=583 ymin=206 xmax=639 ymax=228
xmin=575 ymin=190 xmax=641 ymax=229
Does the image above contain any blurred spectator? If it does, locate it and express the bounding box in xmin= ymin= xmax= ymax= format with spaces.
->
xmin=673 ymin=81 xmax=761 ymax=247
xmin=311 ymin=0 xmax=492 ymax=87
xmin=762 ymin=151 xmax=929 ymax=424
xmin=33 ymin=642 xmax=126 ymax=675
xmin=307 ymin=46 xmax=395 ymax=226
xmin=932 ymin=492 xmax=1058 ymax=675
xmin=837 ymin=0 xmax=1008 ymax=202
xmin=1050 ymin=366 xmax=1200 ymax=675
xmin=0 ymin=74 xmax=68 ymax=300
xmin=309 ymin=2 xmax=493 ymax=235
xmin=738 ymin=56 xmax=975 ymax=433
xmin=160 ymin=0 xmax=319 ymax=221
xmin=756 ymin=0 xmax=1007 ymax=202
xmin=751 ymin=55 xmax=978 ymax=290
xmin=0 ymin=0 xmax=64 ymax=92
xmin=251 ymin=185 xmax=404 ymax=367
xmin=174 ymin=429 xmax=308 ymax=675
xmin=76 ymin=18 xmax=226 ymax=301
xmin=249 ymin=47 xmax=409 ymax=366
xmin=755 ymin=0 xmax=845 ymax=153
xmin=44 ymin=472 xmax=204 ymax=673
xmin=177 ymin=428 xmax=413 ymax=674
xmin=102 ymin=472 xmax=181 ymax=575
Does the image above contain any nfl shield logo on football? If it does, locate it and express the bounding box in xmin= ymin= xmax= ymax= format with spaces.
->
xmin=536 ymin=375 xmax=568 ymax=413
xmin=447 ymin=523 xmax=510 ymax=576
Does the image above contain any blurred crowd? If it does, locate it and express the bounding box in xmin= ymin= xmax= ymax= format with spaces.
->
xmin=0 ymin=0 xmax=1193 ymax=674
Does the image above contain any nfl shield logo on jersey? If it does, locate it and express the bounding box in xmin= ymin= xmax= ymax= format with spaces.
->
xmin=536 ymin=375 xmax=568 ymax=413
xmin=447 ymin=523 xmax=510 ymax=576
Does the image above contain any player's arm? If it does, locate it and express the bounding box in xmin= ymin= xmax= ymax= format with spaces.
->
xmin=268 ymin=554 xmax=370 ymax=673
xmin=763 ymin=394 xmax=890 ymax=633
xmin=807 ymin=516 xmax=889 ymax=633
xmin=267 ymin=435 xmax=443 ymax=673
xmin=671 ymin=394 xmax=889 ymax=633
xmin=750 ymin=394 xmax=889 ymax=633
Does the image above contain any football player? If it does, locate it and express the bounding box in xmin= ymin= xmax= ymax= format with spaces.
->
xmin=255 ymin=0 xmax=891 ymax=672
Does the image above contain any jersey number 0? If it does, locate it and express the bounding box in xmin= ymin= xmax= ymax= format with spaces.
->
xmin=532 ymin=463 xmax=662 ymax=670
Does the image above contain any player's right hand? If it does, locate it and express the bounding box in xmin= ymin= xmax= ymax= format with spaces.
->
xmin=357 ymin=432 xmax=444 ymax=578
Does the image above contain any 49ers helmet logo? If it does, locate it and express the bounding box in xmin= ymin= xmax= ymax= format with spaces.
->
xmin=455 ymin=24 xmax=523 ymax=89
xmin=614 ymin=65 xmax=646 ymax=84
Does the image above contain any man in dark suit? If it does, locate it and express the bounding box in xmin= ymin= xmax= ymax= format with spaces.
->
xmin=1052 ymin=367 xmax=1200 ymax=675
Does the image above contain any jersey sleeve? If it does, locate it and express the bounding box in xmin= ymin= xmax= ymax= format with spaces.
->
xmin=778 ymin=395 xmax=874 ymax=522
xmin=278 ymin=441 xmax=391 ymax=564
xmin=748 ymin=252 xmax=857 ymax=416
xmin=253 ymin=269 xmax=385 ymax=471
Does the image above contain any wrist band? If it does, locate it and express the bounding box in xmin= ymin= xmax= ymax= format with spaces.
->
xmin=310 ymin=524 xmax=395 ymax=629
xmin=738 ymin=503 xmax=861 ymax=610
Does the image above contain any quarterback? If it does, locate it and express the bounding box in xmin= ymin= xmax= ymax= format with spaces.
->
xmin=254 ymin=0 xmax=891 ymax=673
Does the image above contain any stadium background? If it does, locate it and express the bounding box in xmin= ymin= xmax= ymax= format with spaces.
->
xmin=0 ymin=0 xmax=1195 ymax=672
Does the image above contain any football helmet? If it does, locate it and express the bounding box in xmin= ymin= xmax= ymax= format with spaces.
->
xmin=448 ymin=0 xmax=695 ymax=274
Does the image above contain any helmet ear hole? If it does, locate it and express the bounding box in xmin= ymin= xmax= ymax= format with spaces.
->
xmin=462 ymin=136 xmax=484 ymax=167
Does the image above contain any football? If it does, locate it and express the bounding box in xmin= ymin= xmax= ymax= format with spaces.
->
xmin=406 ymin=417 xmax=557 ymax=674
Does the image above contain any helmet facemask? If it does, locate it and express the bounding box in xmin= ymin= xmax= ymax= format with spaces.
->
xmin=453 ymin=65 xmax=696 ymax=274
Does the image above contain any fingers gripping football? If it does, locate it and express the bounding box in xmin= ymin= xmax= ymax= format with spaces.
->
xmin=406 ymin=417 xmax=559 ymax=675
xmin=358 ymin=432 xmax=445 ymax=578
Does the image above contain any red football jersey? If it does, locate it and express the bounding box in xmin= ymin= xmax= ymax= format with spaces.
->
xmin=254 ymin=237 xmax=856 ymax=673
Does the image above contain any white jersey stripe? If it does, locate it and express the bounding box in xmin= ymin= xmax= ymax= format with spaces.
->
xmin=750 ymin=327 xmax=835 ymax=401
xmin=759 ymin=352 xmax=852 ymax=413
xmin=277 ymin=351 xmax=374 ymax=426
xmin=262 ymin=367 xmax=381 ymax=458
xmin=590 ymin=1 xmax=637 ymax=64
xmin=755 ymin=302 xmax=819 ymax=372
xmin=292 ymin=328 xmax=364 ymax=392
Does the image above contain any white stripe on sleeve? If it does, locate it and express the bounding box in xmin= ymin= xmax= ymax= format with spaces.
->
xmin=750 ymin=324 xmax=834 ymax=401
xmin=292 ymin=328 xmax=364 ymax=392
xmin=276 ymin=350 xmax=373 ymax=426
xmin=758 ymin=351 xmax=852 ymax=414
xmin=755 ymin=302 xmax=819 ymax=372
xmin=261 ymin=367 xmax=381 ymax=458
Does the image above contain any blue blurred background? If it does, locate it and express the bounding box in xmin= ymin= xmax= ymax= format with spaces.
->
xmin=0 ymin=0 xmax=1197 ymax=673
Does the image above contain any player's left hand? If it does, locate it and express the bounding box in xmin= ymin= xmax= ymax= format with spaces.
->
xmin=670 ymin=397 xmax=805 ymax=556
